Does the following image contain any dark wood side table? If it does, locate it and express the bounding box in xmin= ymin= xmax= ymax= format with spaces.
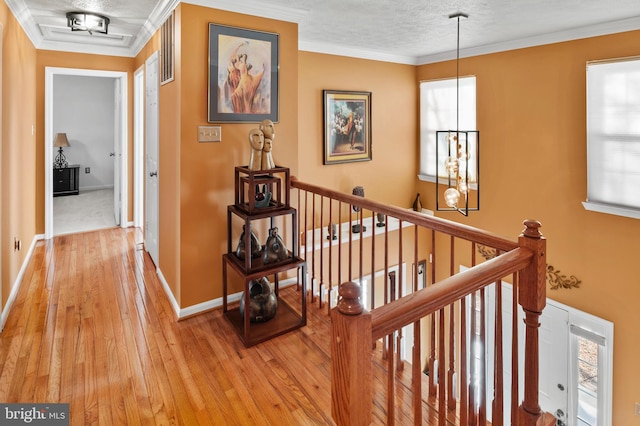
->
xmin=53 ymin=164 xmax=80 ymax=196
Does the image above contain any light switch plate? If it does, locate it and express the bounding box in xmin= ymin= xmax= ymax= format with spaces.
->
xmin=198 ymin=125 xmax=222 ymax=142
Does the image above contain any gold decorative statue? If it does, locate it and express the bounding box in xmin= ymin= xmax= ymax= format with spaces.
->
xmin=248 ymin=128 xmax=264 ymax=171
xmin=260 ymin=119 xmax=276 ymax=170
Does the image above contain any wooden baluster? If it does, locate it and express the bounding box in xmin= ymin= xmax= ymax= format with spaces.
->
xmin=338 ymin=202 xmax=343 ymax=297
xmin=460 ymin=241 xmax=476 ymax=425
xmin=479 ymin=287 xmax=487 ymax=426
xmin=319 ymin=196 xmax=324 ymax=309
xmin=413 ymin=319 xmax=422 ymax=426
xmin=388 ymin=330 xmax=396 ymax=426
xmin=412 ymin=225 xmax=422 ymax=425
xmin=297 ymin=188 xmax=302 ymax=291
xmin=447 ymin=236 xmax=456 ymax=411
xmin=331 ymin=282 xmax=372 ymax=426
xmin=311 ymin=193 xmax=316 ymax=304
xmin=511 ymin=272 xmax=520 ymax=426
xmin=348 ymin=203 xmax=353 ymax=282
xmin=303 ymin=190 xmax=310 ymax=301
xmin=358 ymin=208 xmax=364 ymax=283
xmin=517 ymin=220 xmax=553 ymax=426
xmin=370 ymin=211 xmax=376 ymax=311
xmin=428 ymin=230 xmax=437 ymax=398
xmin=327 ymin=198 xmax=333 ymax=314
xmin=396 ymin=226 xmax=404 ymax=372
xmin=493 ymin=275 xmax=504 ymax=426
xmin=468 ymin=290 xmax=477 ymax=425
xmin=459 ymin=296 xmax=468 ymax=425
xmin=438 ymin=308 xmax=446 ymax=426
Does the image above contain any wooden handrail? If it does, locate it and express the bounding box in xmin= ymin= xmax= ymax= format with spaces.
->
xmin=371 ymin=247 xmax=533 ymax=341
xmin=291 ymin=176 xmax=518 ymax=252
xmin=293 ymin=177 xmax=550 ymax=426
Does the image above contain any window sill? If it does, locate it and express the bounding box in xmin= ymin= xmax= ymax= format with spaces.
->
xmin=418 ymin=174 xmax=479 ymax=190
xmin=582 ymin=201 xmax=640 ymax=220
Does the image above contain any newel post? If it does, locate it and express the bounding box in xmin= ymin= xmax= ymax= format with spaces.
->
xmin=517 ymin=220 xmax=555 ymax=426
xmin=331 ymin=282 xmax=372 ymax=426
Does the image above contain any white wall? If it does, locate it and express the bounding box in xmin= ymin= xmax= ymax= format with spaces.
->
xmin=53 ymin=75 xmax=115 ymax=190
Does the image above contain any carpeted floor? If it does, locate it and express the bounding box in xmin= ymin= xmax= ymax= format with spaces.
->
xmin=53 ymin=188 xmax=117 ymax=236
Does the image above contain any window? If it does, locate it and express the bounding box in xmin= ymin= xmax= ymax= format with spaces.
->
xmin=419 ymin=76 xmax=476 ymax=181
xmin=570 ymin=322 xmax=613 ymax=426
xmin=584 ymin=58 xmax=640 ymax=219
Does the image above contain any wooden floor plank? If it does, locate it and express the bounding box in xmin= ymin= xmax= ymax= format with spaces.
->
xmin=0 ymin=227 xmax=442 ymax=425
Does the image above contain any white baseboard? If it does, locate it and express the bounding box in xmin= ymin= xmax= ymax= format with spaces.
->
xmin=79 ymin=184 xmax=115 ymax=192
xmin=0 ymin=234 xmax=44 ymax=331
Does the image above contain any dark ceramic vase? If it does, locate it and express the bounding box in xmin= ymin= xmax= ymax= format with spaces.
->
xmin=239 ymin=277 xmax=277 ymax=322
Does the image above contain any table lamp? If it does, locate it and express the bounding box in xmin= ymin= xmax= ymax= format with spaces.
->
xmin=53 ymin=133 xmax=70 ymax=169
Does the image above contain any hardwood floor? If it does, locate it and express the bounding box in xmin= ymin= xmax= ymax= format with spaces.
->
xmin=0 ymin=228 xmax=439 ymax=425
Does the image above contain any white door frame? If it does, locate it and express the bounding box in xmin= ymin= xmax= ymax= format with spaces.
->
xmin=44 ymin=67 xmax=128 ymax=239
xmin=133 ymin=65 xmax=145 ymax=229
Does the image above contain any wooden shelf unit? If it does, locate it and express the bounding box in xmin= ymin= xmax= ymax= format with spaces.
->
xmin=222 ymin=167 xmax=306 ymax=347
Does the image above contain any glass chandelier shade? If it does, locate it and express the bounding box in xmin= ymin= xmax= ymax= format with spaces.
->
xmin=436 ymin=130 xmax=479 ymax=214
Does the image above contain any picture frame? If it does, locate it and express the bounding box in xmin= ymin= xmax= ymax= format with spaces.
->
xmin=323 ymin=90 xmax=372 ymax=164
xmin=208 ymin=23 xmax=279 ymax=123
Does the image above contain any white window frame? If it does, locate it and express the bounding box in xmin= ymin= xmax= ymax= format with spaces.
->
xmin=584 ymin=58 xmax=640 ymax=219
xmin=418 ymin=76 xmax=476 ymax=182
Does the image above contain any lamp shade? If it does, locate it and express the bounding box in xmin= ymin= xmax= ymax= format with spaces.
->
xmin=53 ymin=133 xmax=70 ymax=147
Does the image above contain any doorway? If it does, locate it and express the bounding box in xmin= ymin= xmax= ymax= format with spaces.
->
xmin=44 ymin=67 xmax=128 ymax=239
xmin=472 ymin=279 xmax=613 ymax=426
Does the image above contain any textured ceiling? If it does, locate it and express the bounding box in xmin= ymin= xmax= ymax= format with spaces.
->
xmin=7 ymin=0 xmax=640 ymax=63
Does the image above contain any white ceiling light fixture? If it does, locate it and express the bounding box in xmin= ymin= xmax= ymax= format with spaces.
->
xmin=66 ymin=11 xmax=110 ymax=35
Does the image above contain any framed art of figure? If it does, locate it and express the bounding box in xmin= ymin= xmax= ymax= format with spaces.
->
xmin=323 ymin=90 xmax=372 ymax=164
xmin=208 ymin=23 xmax=279 ymax=123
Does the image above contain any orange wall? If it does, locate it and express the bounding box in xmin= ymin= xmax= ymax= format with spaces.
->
xmin=138 ymin=5 xmax=300 ymax=307
xmin=0 ymin=3 xmax=37 ymax=308
xmin=298 ymin=52 xmax=418 ymax=206
xmin=417 ymin=31 xmax=640 ymax=424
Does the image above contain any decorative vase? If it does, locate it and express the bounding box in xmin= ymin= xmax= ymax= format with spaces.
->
xmin=235 ymin=225 xmax=262 ymax=259
xmin=412 ymin=193 xmax=422 ymax=212
xmin=262 ymin=227 xmax=290 ymax=264
xmin=327 ymin=222 xmax=338 ymax=240
xmin=239 ymin=277 xmax=278 ymax=322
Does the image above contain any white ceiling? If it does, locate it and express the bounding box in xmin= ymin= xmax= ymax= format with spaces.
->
xmin=6 ymin=0 xmax=640 ymax=64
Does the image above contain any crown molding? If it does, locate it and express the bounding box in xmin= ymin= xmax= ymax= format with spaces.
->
xmin=181 ymin=0 xmax=308 ymax=24
xmin=6 ymin=0 xmax=640 ymax=64
xmin=5 ymin=0 xmax=43 ymax=47
xmin=298 ymin=40 xmax=418 ymax=66
xmin=131 ymin=0 xmax=180 ymax=56
xmin=417 ymin=15 xmax=640 ymax=65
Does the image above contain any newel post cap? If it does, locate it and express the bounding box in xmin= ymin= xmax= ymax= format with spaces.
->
xmin=336 ymin=282 xmax=363 ymax=315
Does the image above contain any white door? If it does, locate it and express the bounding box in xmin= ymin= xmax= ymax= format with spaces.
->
xmin=481 ymin=281 xmax=569 ymax=425
xmin=145 ymin=52 xmax=160 ymax=265
xmin=113 ymin=79 xmax=122 ymax=225
xmin=539 ymin=303 xmax=570 ymax=425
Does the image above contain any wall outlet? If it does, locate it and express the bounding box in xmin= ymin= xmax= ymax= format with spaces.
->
xmin=85 ymin=167 xmax=90 ymax=173
xmin=13 ymin=237 xmax=21 ymax=251
xmin=635 ymin=402 xmax=640 ymax=416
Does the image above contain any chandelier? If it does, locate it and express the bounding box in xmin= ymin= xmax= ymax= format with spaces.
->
xmin=435 ymin=12 xmax=480 ymax=216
